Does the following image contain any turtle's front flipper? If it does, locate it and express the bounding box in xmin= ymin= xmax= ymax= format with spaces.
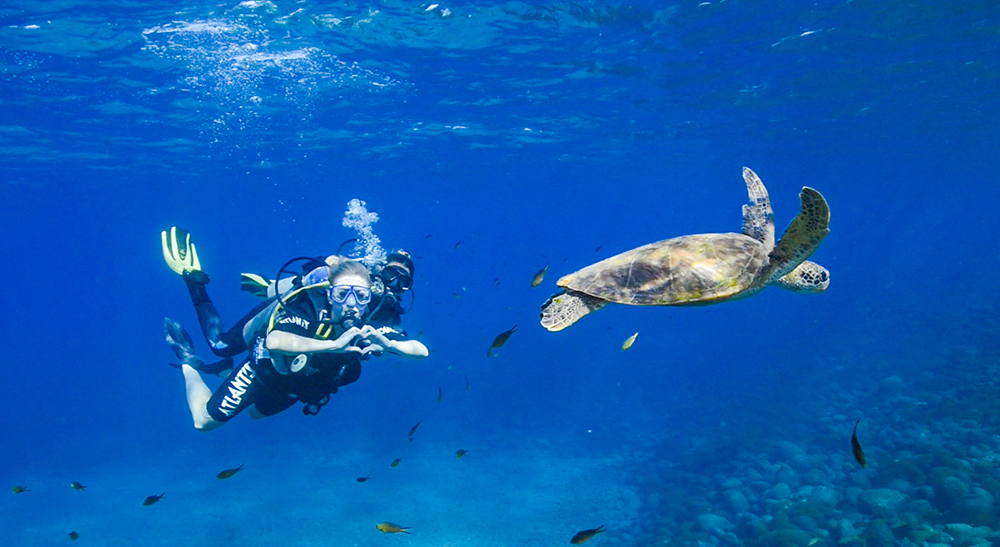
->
xmin=765 ymin=187 xmax=830 ymax=284
xmin=540 ymin=290 xmax=608 ymax=332
xmin=775 ymin=260 xmax=829 ymax=293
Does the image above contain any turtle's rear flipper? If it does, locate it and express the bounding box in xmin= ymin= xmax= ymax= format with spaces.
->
xmin=765 ymin=187 xmax=830 ymax=283
xmin=540 ymin=290 xmax=608 ymax=332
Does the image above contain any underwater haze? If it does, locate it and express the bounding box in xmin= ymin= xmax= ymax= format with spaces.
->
xmin=2 ymin=1 xmax=999 ymax=546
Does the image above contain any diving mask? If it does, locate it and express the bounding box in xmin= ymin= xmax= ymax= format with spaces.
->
xmin=328 ymin=284 xmax=373 ymax=306
xmin=381 ymin=265 xmax=413 ymax=292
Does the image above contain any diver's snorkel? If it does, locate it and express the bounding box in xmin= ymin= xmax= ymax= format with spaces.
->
xmin=402 ymin=286 xmax=415 ymax=314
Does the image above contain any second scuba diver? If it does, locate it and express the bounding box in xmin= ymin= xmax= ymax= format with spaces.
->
xmin=160 ymin=228 xmax=427 ymax=430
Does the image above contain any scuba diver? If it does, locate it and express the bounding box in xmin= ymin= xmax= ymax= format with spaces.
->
xmin=161 ymin=227 xmax=417 ymax=376
xmin=240 ymin=246 xmax=416 ymax=329
xmin=160 ymin=229 xmax=427 ymax=429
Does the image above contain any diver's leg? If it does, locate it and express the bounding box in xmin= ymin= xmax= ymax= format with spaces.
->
xmin=185 ymin=272 xmax=268 ymax=358
xmin=181 ymin=365 xmax=224 ymax=431
xmin=165 ymin=318 xmax=234 ymax=376
xmin=202 ymin=359 xmax=259 ymax=425
xmin=183 ymin=271 xmax=233 ymax=357
xmin=249 ymin=384 xmax=298 ymax=420
xmin=216 ymin=298 xmax=275 ymax=356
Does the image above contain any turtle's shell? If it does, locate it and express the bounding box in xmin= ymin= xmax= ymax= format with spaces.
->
xmin=557 ymin=233 xmax=766 ymax=306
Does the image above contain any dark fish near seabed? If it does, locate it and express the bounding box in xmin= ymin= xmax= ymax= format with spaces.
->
xmin=594 ymin=245 xmax=602 ymax=252
xmin=571 ymin=525 xmax=606 ymax=544
xmin=12 ymin=485 xmax=27 ymax=493
xmin=487 ymin=325 xmax=517 ymax=358
xmin=217 ymin=464 xmax=244 ymax=479
xmin=531 ymin=264 xmax=549 ymax=287
xmin=437 ymin=385 xmax=443 ymax=404
xmin=409 ymin=421 xmax=421 ymax=438
xmin=851 ymin=419 xmax=866 ymax=468
xmin=69 ymin=532 xmax=80 ymax=540
xmin=356 ymin=475 xmax=371 ymax=483
xmin=143 ymin=493 xmax=165 ymax=506
xmin=390 ymin=459 xmax=402 ymax=468
xmin=466 ymin=377 xmax=470 ymax=391
xmin=455 ymin=449 xmax=467 ymax=458
xmin=455 ymin=241 xmax=461 ymax=250
xmin=376 ymin=522 xmax=410 ymax=534
xmin=70 ymin=481 xmax=86 ymax=491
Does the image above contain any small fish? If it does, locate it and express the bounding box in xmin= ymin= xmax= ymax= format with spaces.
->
xmin=454 ymin=241 xmax=461 ymax=250
xmin=531 ymin=264 xmax=549 ymax=287
xmin=217 ymin=464 xmax=244 ymax=479
xmin=466 ymin=377 xmax=470 ymax=391
xmin=437 ymin=385 xmax=443 ymax=404
xmin=376 ymin=522 xmax=410 ymax=534
xmin=356 ymin=475 xmax=371 ymax=483
xmin=594 ymin=245 xmax=602 ymax=253
xmin=70 ymin=481 xmax=87 ymax=491
xmin=487 ymin=325 xmax=517 ymax=358
xmin=571 ymin=525 xmax=606 ymax=544
xmin=455 ymin=449 xmax=467 ymax=458
xmin=409 ymin=421 xmax=421 ymax=438
xmin=143 ymin=493 xmax=165 ymax=506
xmin=12 ymin=486 xmax=27 ymax=493
xmin=493 ymin=277 xmax=501 ymax=286
xmin=807 ymin=538 xmax=820 ymax=547
xmin=390 ymin=459 xmax=402 ymax=468
xmin=851 ymin=419 xmax=866 ymax=468
xmin=69 ymin=532 xmax=80 ymax=541
xmin=622 ymin=332 xmax=638 ymax=351
xmin=452 ymin=292 xmax=461 ymax=299
xmin=424 ymin=234 xmax=432 ymax=239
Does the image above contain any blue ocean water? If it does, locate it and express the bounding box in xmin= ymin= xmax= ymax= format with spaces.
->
xmin=2 ymin=0 xmax=999 ymax=545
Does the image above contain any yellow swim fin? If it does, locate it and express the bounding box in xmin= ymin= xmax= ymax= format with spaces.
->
xmin=240 ymin=272 xmax=270 ymax=298
xmin=161 ymin=226 xmax=202 ymax=275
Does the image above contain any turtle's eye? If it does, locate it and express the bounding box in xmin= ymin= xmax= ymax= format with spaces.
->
xmin=819 ymin=271 xmax=828 ymax=282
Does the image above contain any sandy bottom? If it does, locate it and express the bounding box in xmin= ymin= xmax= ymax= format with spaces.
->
xmin=1 ymin=434 xmax=641 ymax=546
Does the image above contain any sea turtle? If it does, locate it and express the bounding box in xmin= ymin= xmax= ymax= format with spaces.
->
xmin=540 ymin=167 xmax=830 ymax=332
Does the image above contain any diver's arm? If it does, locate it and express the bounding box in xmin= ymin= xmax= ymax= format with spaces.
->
xmin=384 ymin=338 xmax=429 ymax=359
xmin=266 ymin=328 xmax=361 ymax=355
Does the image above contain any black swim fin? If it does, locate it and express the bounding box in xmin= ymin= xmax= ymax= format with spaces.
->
xmin=164 ymin=317 xmax=205 ymax=370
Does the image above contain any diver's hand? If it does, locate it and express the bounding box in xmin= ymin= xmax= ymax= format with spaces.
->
xmin=341 ymin=343 xmax=382 ymax=356
xmin=329 ymin=327 xmax=363 ymax=352
xmin=360 ymin=343 xmax=384 ymax=357
xmin=358 ymin=325 xmax=392 ymax=347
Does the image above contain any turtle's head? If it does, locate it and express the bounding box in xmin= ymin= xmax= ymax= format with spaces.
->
xmin=775 ymin=260 xmax=829 ymax=293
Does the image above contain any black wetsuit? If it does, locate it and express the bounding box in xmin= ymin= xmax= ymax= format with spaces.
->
xmin=368 ymin=290 xmax=405 ymax=327
xmin=185 ymin=270 xmax=407 ymax=355
xmin=183 ymin=271 xmax=265 ymax=359
xmin=204 ymin=288 xmax=406 ymax=422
